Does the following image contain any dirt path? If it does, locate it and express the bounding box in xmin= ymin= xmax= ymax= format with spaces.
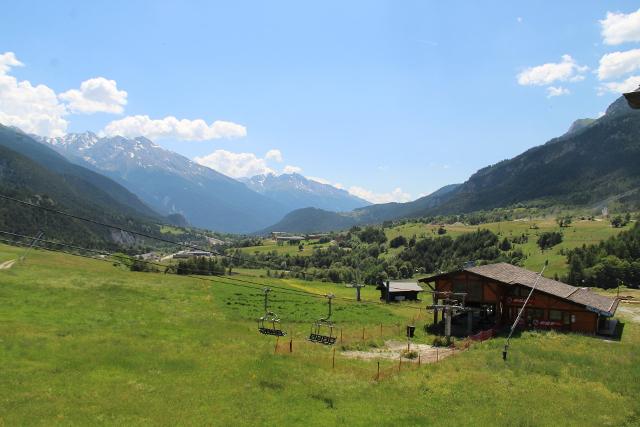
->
xmin=618 ymin=304 xmax=640 ymax=323
xmin=0 ymin=259 xmax=16 ymax=270
xmin=341 ymin=340 xmax=456 ymax=363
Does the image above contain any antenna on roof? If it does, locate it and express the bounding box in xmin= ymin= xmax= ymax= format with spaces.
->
xmin=502 ymin=259 xmax=548 ymax=361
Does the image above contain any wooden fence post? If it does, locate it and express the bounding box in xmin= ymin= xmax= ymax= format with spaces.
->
xmin=418 ymin=354 xmax=421 ymax=366
xmin=274 ymin=336 xmax=280 ymax=354
xmin=398 ymin=355 xmax=402 ymax=372
xmin=289 ymin=338 xmax=293 ymax=353
xmin=436 ymin=347 xmax=439 ymax=362
xmin=340 ymin=328 xmax=343 ymax=344
xmin=377 ymin=361 xmax=380 ymax=381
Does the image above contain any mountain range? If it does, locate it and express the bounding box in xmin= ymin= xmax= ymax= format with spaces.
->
xmin=241 ymin=173 xmax=369 ymax=213
xmin=262 ymin=95 xmax=640 ymax=233
xmin=33 ymin=133 xmax=374 ymax=233
xmin=34 ymin=132 xmax=291 ymax=234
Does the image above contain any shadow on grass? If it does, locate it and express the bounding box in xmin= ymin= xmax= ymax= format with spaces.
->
xmin=597 ymin=321 xmax=625 ymax=341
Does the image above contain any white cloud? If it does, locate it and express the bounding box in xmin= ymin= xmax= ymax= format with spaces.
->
xmin=598 ymin=75 xmax=640 ymax=95
xmin=306 ymin=176 xmax=411 ymax=202
xmin=600 ymin=8 xmax=640 ymax=45
xmin=0 ymin=52 xmax=23 ymax=74
xmin=546 ymin=86 xmax=570 ymax=98
xmin=265 ymin=149 xmax=283 ymax=162
xmin=517 ymin=55 xmax=588 ymax=86
xmin=0 ymin=52 xmax=131 ymax=137
xmin=0 ymin=52 xmax=68 ymax=137
xmin=597 ymin=48 xmax=640 ymax=80
xmin=306 ymin=176 xmax=345 ymax=189
xmin=59 ymin=77 xmax=127 ymax=114
xmin=283 ymin=165 xmax=302 ymax=174
xmin=347 ymin=186 xmax=412 ymax=204
xmin=194 ymin=149 xmax=275 ymax=178
xmin=516 ymin=17 xmax=523 ymax=23
xmin=102 ymin=115 xmax=247 ymax=141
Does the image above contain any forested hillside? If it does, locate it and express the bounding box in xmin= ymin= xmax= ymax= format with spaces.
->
xmin=429 ymin=96 xmax=640 ymax=215
xmin=567 ymin=221 xmax=640 ymax=289
xmin=0 ymin=126 xmax=165 ymax=248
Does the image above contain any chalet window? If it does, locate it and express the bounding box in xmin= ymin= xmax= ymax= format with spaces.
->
xmin=549 ymin=310 xmax=563 ymax=322
xmin=452 ymin=281 xmax=466 ymax=294
xmin=526 ymin=308 xmax=544 ymax=321
xmin=508 ymin=286 xmax=527 ymax=297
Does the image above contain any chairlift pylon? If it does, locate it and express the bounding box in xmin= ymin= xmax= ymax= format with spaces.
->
xmin=308 ymin=294 xmax=337 ymax=345
xmin=258 ymin=288 xmax=286 ymax=337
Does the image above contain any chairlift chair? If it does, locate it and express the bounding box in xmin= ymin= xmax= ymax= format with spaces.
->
xmin=308 ymin=294 xmax=337 ymax=345
xmin=258 ymin=288 xmax=286 ymax=337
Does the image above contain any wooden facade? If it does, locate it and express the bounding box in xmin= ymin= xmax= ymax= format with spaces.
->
xmin=420 ymin=263 xmax=619 ymax=336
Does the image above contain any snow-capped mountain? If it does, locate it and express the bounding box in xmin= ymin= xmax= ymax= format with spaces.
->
xmin=242 ymin=173 xmax=370 ymax=212
xmin=35 ymin=132 xmax=288 ymax=233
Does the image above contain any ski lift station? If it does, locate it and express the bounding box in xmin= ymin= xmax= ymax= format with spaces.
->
xmin=419 ymin=263 xmax=620 ymax=337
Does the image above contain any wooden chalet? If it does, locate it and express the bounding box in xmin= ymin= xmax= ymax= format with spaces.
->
xmin=377 ymin=281 xmax=424 ymax=302
xmin=419 ymin=263 xmax=619 ymax=336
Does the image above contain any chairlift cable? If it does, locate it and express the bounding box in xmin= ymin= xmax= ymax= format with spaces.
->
xmin=502 ymin=260 xmax=548 ymax=361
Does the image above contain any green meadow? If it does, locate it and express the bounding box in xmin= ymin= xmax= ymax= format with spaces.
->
xmin=1 ymin=243 xmax=639 ymax=426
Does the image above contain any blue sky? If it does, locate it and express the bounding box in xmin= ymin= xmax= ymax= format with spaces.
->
xmin=1 ymin=1 xmax=640 ymax=203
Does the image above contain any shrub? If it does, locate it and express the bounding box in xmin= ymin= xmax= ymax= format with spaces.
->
xmin=389 ymin=235 xmax=408 ymax=248
xmin=537 ymin=231 xmax=563 ymax=250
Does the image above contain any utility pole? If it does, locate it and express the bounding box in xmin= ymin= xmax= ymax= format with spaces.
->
xmin=346 ymin=271 xmax=365 ymax=301
xmin=352 ymin=282 xmax=365 ymax=301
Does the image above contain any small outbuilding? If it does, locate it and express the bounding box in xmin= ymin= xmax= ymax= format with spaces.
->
xmin=377 ymin=281 xmax=424 ymax=302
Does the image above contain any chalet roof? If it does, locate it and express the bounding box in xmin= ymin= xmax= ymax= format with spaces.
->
xmin=421 ymin=263 xmax=618 ymax=316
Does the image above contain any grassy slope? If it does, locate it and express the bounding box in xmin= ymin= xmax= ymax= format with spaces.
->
xmin=1 ymin=244 xmax=639 ymax=426
xmin=384 ymin=218 xmax=634 ymax=278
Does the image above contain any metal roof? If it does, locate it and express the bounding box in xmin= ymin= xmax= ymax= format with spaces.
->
xmin=387 ymin=281 xmax=424 ymax=293
xmin=421 ymin=263 xmax=618 ymax=316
